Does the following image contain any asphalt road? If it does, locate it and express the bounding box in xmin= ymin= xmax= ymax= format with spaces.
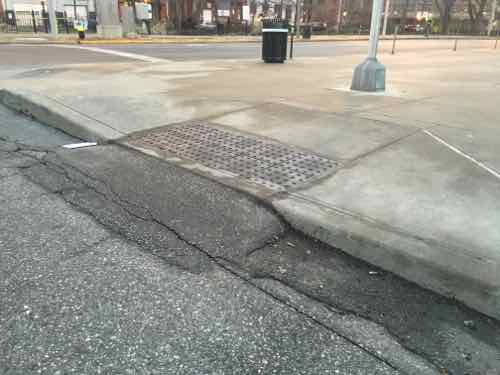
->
xmin=0 ymin=105 xmax=398 ymax=375
xmin=94 ymin=41 xmax=367 ymax=61
xmin=0 ymin=44 xmax=132 ymax=66
xmin=2 ymin=105 xmax=500 ymax=374
xmin=0 ymin=43 xmax=360 ymax=82
xmin=0 ymin=42 xmax=365 ymax=70
xmin=0 ymin=39 xmax=486 ymax=70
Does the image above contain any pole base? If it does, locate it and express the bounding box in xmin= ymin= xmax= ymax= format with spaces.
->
xmin=351 ymin=57 xmax=386 ymax=92
xmin=97 ymin=25 xmax=123 ymax=38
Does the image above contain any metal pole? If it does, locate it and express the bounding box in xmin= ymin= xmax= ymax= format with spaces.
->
xmin=48 ymin=0 xmax=57 ymax=34
xmin=351 ymin=0 xmax=386 ymax=91
xmin=336 ymin=0 xmax=343 ymax=33
xmin=64 ymin=11 xmax=69 ymax=33
xmin=32 ymin=10 xmax=38 ymax=33
xmin=294 ymin=0 xmax=300 ymax=36
xmin=488 ymin=0 xmax=498 ymax=36
xmin=41 ymin=1 xmax=49 ymax=33
xmin=73 ymin=0 xmax=77 ymax=21
xmin=290 ymin=27 xmax=294 ymax=58
xmin=368 ymin=0 xmax=384 ymax=59
xmin=391 ymin=25 xmax=398 ymax=54
xmin=383 ymin=0 xmax=390 ymax=36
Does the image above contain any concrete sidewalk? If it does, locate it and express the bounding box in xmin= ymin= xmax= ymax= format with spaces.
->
xmin=1 ymin=41 xmax=499 ymax=319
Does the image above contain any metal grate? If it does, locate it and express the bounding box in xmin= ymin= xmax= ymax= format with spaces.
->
xmin=131 ymin=122 xmax=336 ymax=191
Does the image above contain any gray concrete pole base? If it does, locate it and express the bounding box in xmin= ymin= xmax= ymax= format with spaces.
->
xmin=351 ymin=57 xmax=386 ymax=92
xmin=96 ymin=25 xmax=124 ymax=39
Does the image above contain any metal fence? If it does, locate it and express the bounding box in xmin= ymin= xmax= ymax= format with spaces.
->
xmin=0 ymin=11 xmax=47 ymax=33
xmin=0 ymin=11 xmax=96 ymax=34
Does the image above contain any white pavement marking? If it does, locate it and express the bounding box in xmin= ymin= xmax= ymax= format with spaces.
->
xmin=63 ymin=142 xmax=97 ymax=149
xmin=184 ymin=44 xmax=211 ymax=47
xmin=423 ymin=129 xmax=500 ymax=180
xmin=12 ymin=37 xmax=49 ymax=43
xmin=48 ymin=44 xmax=169 ymax=63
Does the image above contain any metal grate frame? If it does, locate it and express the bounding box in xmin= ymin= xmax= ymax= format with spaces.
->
xmin=131 ymin=121 xmax=336 ymax=191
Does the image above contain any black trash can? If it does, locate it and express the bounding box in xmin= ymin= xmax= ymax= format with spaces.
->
xmin=217 ymin=22 xmax=224 ymax=35
xmin=262 ymin=18 xmax=288 ymax=63
xmin=302 ymin=25 xmax=312 ymax=39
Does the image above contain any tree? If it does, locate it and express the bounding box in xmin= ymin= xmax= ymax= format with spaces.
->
xmin=433 ymin=0 xmax=457 ymax=34
xmin=467 ymin=0 xmax=488 ymax=34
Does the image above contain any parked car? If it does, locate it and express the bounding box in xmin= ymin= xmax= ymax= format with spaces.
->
xmin=404 ymin=24 xmax=425 ymax=33
xmin=310 ymin=21 xmax=327 ymax=32
xmin=194 ymin=22 xmax=217 ymax=34
xmin=404 ymin=24 xmax=417 ymax=33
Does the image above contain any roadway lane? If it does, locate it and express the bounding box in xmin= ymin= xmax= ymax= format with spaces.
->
xmin=94 ymin=41 xmax=367 ymax=61
xmin=1 ymin=39 xmax=483 ymax=69
xmin=0 ymin=44 xmax=141 ymax=79
xmin=93 ymin=38 xmax=494 ymax=61
xmin=0 ymin=44 xmax=138 ymax=67
xmin=0 ymin=42 xmax=363 ymax=68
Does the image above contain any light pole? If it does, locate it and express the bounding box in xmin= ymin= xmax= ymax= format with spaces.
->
xmin=48 ymin=0 xmax=58 ymax=34
xmin=382 ymin=0 xmax=390 ymax=36
xmin=351 ymin=0 xmax=386 ymax=92
xmin=95 ymin=0 xmax=123 ymax=38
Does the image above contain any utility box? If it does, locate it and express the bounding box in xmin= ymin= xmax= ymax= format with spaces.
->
xmin=135 ymin=3 xmax=152 ymax=20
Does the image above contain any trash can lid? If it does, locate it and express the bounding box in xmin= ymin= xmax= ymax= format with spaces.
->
xmin=262 ymin=17 xmax=289 ymax=29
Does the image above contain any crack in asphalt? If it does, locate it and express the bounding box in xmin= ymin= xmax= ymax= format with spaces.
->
xmin=247 ymin=272 xmax=443 ymax=374
xmin=1 ymin=140 xmax=441 ymax=374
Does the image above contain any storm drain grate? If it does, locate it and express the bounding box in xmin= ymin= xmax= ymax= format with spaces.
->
xmin=131 ymin=122 xmax=337 ymax=191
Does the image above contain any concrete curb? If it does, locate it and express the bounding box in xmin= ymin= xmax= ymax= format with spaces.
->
xmin=1 ymin=34 xmax=496 ymax=46
xmin=2 ymin=87 xmax=497 ymax=320
xmin=272 ymin=194 xmax=500 ymax=320
xmin=123 ymin=129 xmax=500 ymax=320
xmin=0 ymin=89 xmax=124 ymax=143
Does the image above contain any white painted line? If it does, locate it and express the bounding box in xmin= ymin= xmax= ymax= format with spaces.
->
xmin=48 ymin=44 xmax=168 ymax=63
xmin=62 ymin=142 xmax=97 ymax=149
xmin=184 ymin=44 xmax=211 ymax=47
xmin=13 ymin=37 xmax=49 ymax=42
xmin=423 ymin=130 xmax=500 ymax=180
xmin=262 ymin=28 xmax=289 ymax=32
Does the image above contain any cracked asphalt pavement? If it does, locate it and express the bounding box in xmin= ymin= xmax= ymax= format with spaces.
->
xmin=1 ymin=104 xmax=500 ymax=375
